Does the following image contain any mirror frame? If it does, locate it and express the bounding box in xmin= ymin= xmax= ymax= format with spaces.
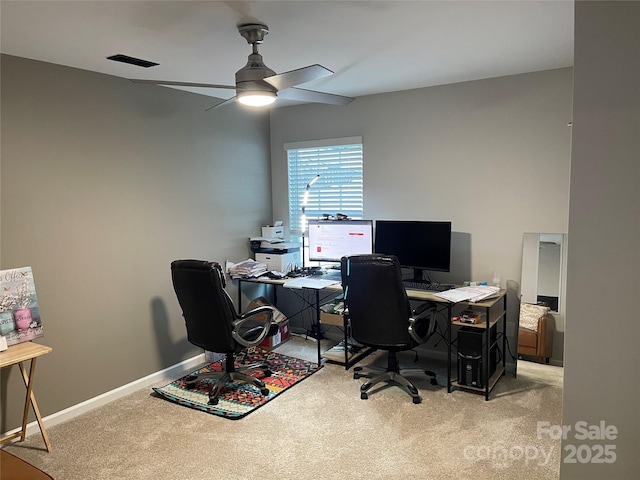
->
xmin=521 ymin=233 xmax=567 ymax=314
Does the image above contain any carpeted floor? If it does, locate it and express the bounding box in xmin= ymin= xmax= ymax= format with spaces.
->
xmin=3 ymin=336 xmax=563 ymax=479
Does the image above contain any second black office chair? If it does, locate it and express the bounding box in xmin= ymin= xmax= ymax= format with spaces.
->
xmin=341 ymin=254 xmax=439 ymax=404
xmin=171 ymin=259 xmax=280 ymax=405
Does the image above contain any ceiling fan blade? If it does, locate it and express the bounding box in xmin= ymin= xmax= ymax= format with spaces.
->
xmin=263 ymin=64 xmax=333 ymax=91
xmin=204 ymin=96 xmax=237 ymax=111
xmin=130 ymin=79 xmax=236 ymax=89
xmin=278 ymin=87 xmax=355 ymax=106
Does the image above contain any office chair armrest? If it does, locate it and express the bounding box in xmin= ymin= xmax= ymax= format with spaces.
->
xmin=413 ymin=301 xmax=436 ymax=317
xmin=231 ymin=306 xmax=276 ymax=348
xmin=408 ymin=302 xmax=437 ymax=344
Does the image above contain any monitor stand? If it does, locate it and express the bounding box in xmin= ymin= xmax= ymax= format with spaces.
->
xmin=410 ymin=268 xmax=428 ymax=284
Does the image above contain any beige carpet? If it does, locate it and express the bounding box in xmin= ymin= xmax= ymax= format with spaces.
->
xmin=4 ymin=337 xmax=563 ymax=479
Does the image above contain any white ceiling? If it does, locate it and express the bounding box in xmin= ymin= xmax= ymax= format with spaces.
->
xmin=0 ymin=0 xmax=574 ymax=106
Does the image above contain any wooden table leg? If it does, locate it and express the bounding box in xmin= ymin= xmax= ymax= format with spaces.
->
xmin=18 ymin=359 xmax=52 ymax=452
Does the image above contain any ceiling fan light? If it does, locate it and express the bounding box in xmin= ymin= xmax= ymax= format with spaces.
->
xmin=237 ymin=90 xmax=276 ymax=107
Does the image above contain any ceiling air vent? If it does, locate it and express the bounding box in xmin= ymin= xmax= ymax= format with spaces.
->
xmin=107 ymin=54 xmax=158 ymax=68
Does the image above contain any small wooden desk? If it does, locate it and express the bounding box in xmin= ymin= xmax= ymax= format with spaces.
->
xmin=0 ymin=341 xmax=52 ymax=451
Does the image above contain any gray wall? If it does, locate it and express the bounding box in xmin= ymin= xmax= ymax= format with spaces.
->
xmin=0 ymin=55 xmax=272 ymax=430
xmin=3 ymin=2 xmax=638 ymax=474
xmin=561 ymin=2 xmax=639 ymax=478
xmin=270 ymin=67 xmax=573 ymax=366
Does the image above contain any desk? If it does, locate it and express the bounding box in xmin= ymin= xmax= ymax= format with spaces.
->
xmin=237 ymin=277 xmax=442 ymax=366
xmin=444 ymin=291 xmax=508 ymax=400
xmin=238 ymin=276 xmax=509 ymax=399
xmin=382 ymin=288 xmax=508 ymax=400
xmin=0 ymin=341 xmax=52 ymax=451
xmin=237 ymin=277 xmax=341 ymax=365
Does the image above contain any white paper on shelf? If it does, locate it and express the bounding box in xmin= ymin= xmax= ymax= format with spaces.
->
xmin=283 ymin=277 xmax=339 ymax=289
xmin=434 ymin=285 xmax=500 ymax=303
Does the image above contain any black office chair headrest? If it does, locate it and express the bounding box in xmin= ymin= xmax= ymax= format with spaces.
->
xmin=170 ymin=259 xmax=226 ymax=288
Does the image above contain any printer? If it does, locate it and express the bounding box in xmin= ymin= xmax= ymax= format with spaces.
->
xmin=250 ymin=223 xmax=301 ymax=273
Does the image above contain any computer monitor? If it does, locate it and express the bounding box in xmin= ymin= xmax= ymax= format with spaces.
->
xmin=374 ymin=220 xmax=452 ymax=281
xmin=307 ymin=220 xmax=374 ymax=263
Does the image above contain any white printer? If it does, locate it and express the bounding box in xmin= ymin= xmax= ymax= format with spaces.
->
xmin=250 ymin=223 xmax=301 ymax=273
xmin=254 ymin=251 xmax=301 ymax=273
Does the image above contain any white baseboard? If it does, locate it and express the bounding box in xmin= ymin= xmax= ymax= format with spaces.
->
xmin=2 ymin=353 xmax=205 ymax=444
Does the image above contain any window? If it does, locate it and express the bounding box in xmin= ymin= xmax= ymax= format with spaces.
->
xmin=286 ymin=136 xmax=364 ymax=235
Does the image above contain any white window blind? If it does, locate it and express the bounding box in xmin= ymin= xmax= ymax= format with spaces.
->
xmin=286 ymin=137 xmax=363 ymax=234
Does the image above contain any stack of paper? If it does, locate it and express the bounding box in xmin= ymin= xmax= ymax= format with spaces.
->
xmin=227 ymin=259 xmax=268 ymax=279
xmin=283 ymin=277 xmax=340 ymax=289
xmin=434 ymin=285 xmax=501 ymax=303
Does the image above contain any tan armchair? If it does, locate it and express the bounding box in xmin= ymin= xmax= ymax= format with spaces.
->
xmin=518 ymin=303 xmax=553 ymax=364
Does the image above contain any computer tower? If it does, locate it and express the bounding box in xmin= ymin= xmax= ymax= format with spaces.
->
xmin=457 ymin=326 xmax=497 ymax=388
xmin=458 ymin=351 xmax=484 ymax=388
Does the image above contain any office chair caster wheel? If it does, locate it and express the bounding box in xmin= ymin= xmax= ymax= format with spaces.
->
xmin=412 ymin=396 xmax=421 ymax=404
xmin=263 ymin=369 xmax=272 ymax=377
xmin=207 ymin=396 xmax=220 ymax=406
xmin=260 ymin=387 xmax=270 ymax=396
xmin=353 ymin=366 xmax=363 ymax=379
xmin=430 ymin=378 xmax=438 ymax=386
xmin=360 ymin=392 xmax=368 ymax=400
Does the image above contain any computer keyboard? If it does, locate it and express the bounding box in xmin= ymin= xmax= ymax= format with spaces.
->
xmin=403 ymin=281 xmax=455 ymax=292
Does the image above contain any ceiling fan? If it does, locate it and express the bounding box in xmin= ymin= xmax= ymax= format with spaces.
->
xmin=130 ymin=23 xmax=354 ymax=109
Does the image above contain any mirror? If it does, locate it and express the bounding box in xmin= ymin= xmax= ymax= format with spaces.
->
xmin=521 ymin=233 xmax=566 ymax=313
xmin=521 ymin=233 xmax=567 ymax=366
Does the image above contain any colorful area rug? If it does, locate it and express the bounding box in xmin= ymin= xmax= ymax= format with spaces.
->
xmin=152 ymin=347 xmax=320 ymax=420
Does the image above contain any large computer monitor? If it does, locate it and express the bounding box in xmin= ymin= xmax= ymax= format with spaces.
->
xmin=374 ymin=220 xmax=452 ymax=281
xmin=307 ymin=220 xmax=374 ymax=263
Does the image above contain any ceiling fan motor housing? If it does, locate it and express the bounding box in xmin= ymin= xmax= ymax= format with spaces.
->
xmin=235 ymin=24 xmax=277 ymax=94
xmin=235 ymin=53 xmax=277 ymax=94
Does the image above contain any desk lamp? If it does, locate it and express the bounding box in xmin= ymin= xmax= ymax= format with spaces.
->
xmin=301 ymin=174 xmax=320 ymax=269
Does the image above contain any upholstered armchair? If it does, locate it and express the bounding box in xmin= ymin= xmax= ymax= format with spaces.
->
xmin=518 ymin=302 xmax=552 ymax=364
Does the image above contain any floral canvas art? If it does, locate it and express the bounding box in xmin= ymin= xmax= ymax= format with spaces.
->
xmin=0 ymin=267 xmax=44 ymax=346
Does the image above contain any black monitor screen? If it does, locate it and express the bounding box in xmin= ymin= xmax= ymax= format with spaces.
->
xmin=374 ymin=220 xmax=452 ymax=273
xmin=308 ymin=220 xmax=374 ymax=263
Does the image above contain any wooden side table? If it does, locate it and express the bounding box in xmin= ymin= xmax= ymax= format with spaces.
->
xmin=0 ymin=341 xmax=52 ymax=451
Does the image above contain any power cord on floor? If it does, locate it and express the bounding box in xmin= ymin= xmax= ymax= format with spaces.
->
xmin=496 ymin=331 xmax=517 ymax=362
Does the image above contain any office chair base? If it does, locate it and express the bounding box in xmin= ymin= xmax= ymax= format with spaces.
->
xmin=185 ymin=364 xmax=272 ymax=405
xmin=197 ymin=372 xmax=270 ymax=405
xmin=359 ymin=371 xmax=422 ymax=403
xmin=400 ymin=367 xmax=439 ymax=386
xmin=354 ymin=366 xmax=437 ymax=384
xmin=243 ymin=361 xmax=272 ymax=377
xmin=355 ymin=366 xmax=437 ymax=403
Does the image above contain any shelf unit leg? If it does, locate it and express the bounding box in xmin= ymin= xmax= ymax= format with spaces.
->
xmin=447 ymin=304 xmax=452 ymax=393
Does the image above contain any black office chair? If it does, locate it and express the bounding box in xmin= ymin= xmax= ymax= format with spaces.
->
xmin=171 ymin=259 xmax=279 ymax=405
xmin=341 ymin=254 xmax=438 ymax=404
